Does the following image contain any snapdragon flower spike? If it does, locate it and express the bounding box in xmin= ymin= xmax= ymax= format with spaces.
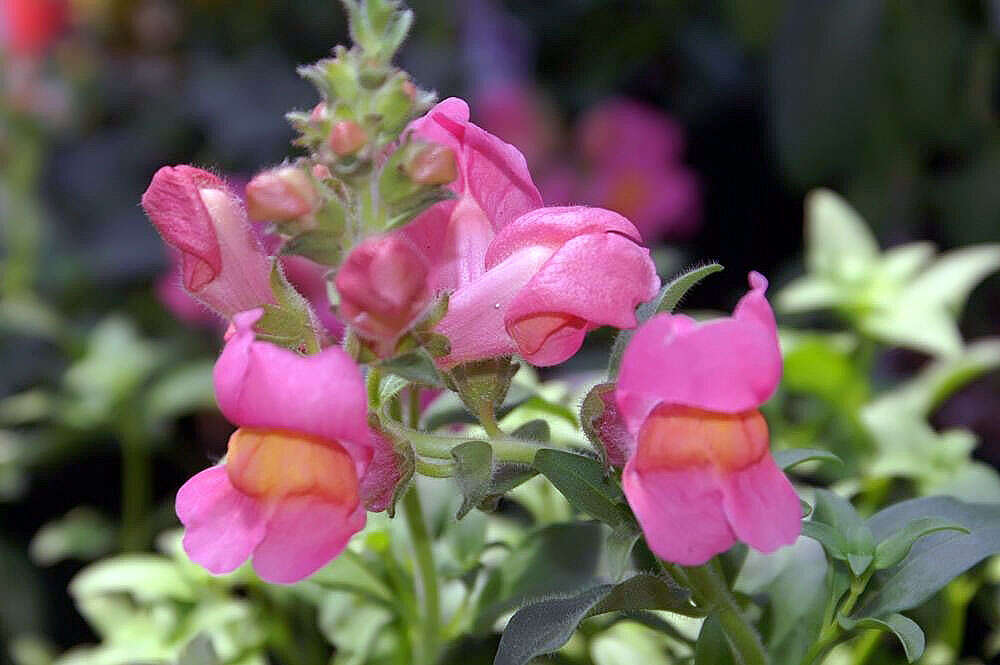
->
xmin=335 ymin=233 xmax=433 ymax=356
xmin=142 ymin=166 xmax=273 ymax=319
xmin=614 ymin=272 xmax=800 ymax=565
xmin=436 ymin=206 xmax=660 ymax=366
xmin=175 ymin=309 xmax=375 ymax=583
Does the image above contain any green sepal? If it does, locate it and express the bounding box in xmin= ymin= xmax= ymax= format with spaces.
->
xmin=255 ymin=261 xmax=321 ymax=352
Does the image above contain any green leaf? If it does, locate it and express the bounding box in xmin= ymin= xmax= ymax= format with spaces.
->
xmin=143 ymin=361 xmax=215 ymax=425
xmin=804 ymin=189 xmax=879 ymax=279
xmin=474 ymin=522 xmax=608 ymax=632
xmin=873 ymin=518 xmax=970 ymax=570
xmin=29 ymin=508 xmax=116 ymax=566
xmin=70 ymin=554 xmax=194 ymax=603
xmin=773 ymin=448 xmax=843 ymax=471
xmin=451 ymin=441 xmax=494 ymax=519
xmin=694 ymin=615 xmax=735 ymax=665
xmin=178 ymin=634 xmax=220 ymax=665
xmin=255 ymin=262 xmax=320 ymax=351
xmin=838 ymin=614 xmax=925 ymax=662
xmin=809 ymin=490 xmax=875 ymax=575
xmin=379 ymin=349 xmax=444 ymax=387
xmin=533 ymin=449 xmax=632 ymax=529
xmin=281 ymin=229 xmax=344 ymax=265
xmin=494 ymin=574 xmax=695 ymax=665
xmin=511 ymin=419 xmax=550 ymax=443
xmin=608 ymin=263 xmax=723 ymax=377
xmin=855 ymin=497 xmax=1000 ymax=618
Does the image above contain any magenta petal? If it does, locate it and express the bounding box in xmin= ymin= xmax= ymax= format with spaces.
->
xmin=176 ymin=466 xmax=268 ymax=575
xmin=615 ymin=272 xmax=782 ymax=433
xmin=622 ymin=460 xmax=736 ymax=565
xmin=720 ymin=454 xmax=802 ymax=554
xmin=435 ymin=246 xmax=552 ymax=365
xmin=214 ymin=310 xmax=372 ymax=467
xmin=506 ymin=231 xmax=660 ymax=331
xmin=142 ymin=166 xmax=224 ymax=289
xmin=485 ymin=206 xmax=644 ymax=268
xmin=250 ymin=496 xmax=366 ymax=584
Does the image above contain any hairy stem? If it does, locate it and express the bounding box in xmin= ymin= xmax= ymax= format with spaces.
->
xmin=683 ymin=562 xmax=767 ymax=665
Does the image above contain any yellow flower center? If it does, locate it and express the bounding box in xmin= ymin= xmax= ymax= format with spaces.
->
xmin=635 ymin=405 xmax=768 ymax=472
xmin=225 ymin=427 xmax=358 ymax=505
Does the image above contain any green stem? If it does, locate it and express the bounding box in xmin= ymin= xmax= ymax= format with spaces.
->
xmin=379 ymin=403 xmax=542 ymax=464
xmin=118 ymin=412 xmax=150 ymax=551
xmin=477 ymin=403 xmax=504 ymax=437
xmin=401 ymin=485 xmax=440 ymax=665
xmin=799 ymin=569 xmax=873 ymax=665
xmin=682 ymin=562 xmax=767 ymax=665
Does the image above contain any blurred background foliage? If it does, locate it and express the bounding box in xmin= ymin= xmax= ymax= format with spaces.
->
xmin=2 ymin=0 xmax=1000 ymax=663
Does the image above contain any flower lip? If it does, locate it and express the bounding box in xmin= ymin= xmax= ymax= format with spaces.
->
xmin=225 ymin=427 xmax=359 ymax=507
xmin=634 ymin=405 xmax=769 ymax=473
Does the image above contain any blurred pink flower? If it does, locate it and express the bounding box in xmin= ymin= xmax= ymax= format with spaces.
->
xmin=578 ymin=99 xmax=701 ymax=240
xmin=142 ymin=166 xmax=273 ymax=320
xmin=155 ymin=250 xmax=219 ymax=327
xmin=1 ymin=0 xmax=67 ymax=57
xmin=473 ymin=82 xmax=559 ymax=173
xmin=176 ymin=309 xmax=380 ymax=583
xmin=614 ymin=272 xmax=800 ymax=565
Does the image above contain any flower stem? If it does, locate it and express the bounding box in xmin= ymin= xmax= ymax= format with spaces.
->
xmin=682 ymin=561 xmax=768 ymax=665
xmin=401 ymin=485 xmax=440 ymax=665
xmin=118 ymin=411 xmax=150 ymax=551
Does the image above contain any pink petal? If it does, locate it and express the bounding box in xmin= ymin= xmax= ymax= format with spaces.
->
xmin=504 ymin=231 xmax=660 ymax=366
xmin=615 ymin=272 xmax=782 ymax=434
xmin=720 ymin=453 xmax=801 ymax=554
xmin=250 ymin=495 xmax=366 ymax=584
xmin=485 ymin=206 xmax=644 ymax=269
xmin=577 ymin=98 xmax=686 ymax=167
xmin=213 ymin=310 xmax=373 ymax=469
xmin=142 ymin=166 xmax=225 ymax=290
xmin=622 ymin=460 xmax=736 ymax=565
xmin=434 ymin=246 xmax=552 ymax=365
xmin=176 ymin=466 xmax=269 ymax=575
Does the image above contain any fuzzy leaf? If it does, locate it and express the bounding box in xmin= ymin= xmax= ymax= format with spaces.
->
xmin=773 ymin=448 xmax=843 ymax=471
xmin=533 ymin=449 xmax=632 ymax=529
xmin=838 ymin=614 xmax=925 ymax=662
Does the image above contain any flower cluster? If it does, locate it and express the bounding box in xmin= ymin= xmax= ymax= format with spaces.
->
xmin=141 ymin=8 xmax=798 ymax=585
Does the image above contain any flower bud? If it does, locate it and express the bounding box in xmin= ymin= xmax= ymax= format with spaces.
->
xmin=360 ymin=419 xmax=414 ymax=516
xmin=581 ymin=382 xmax=630 ymax=469
xmin=329 ymin=120 xmax=368 ymax=156
xmin=403 ymin=143 xmax=458 ymax=186
xmin=335 ymin=234 xmax=432 ymax=355
xmin=245 ymin=166 xmax=318 ymax=222
xmin=141 ymin=165 xmax=273 ymax=319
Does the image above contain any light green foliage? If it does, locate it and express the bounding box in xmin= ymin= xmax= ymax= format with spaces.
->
xmin=778 ymin=189 xmax=1000 ymax=356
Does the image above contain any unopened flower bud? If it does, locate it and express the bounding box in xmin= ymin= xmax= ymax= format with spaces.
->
xmin=401 ymin=80 xmax=417 ymax=101
xmin=310 ymin=102 xmax=328 ymax=122
xmin=404 ymin=144 xmax=458 ymax=186
xmin=329 ymin=120 xmax=368 ymax=156
xmin=581 ymin=382 xmax=630 ymax=468
xmin=312 ymin=164 xmax=332 ymax=180
xmin=335 ymin=234 xmax=431 ymax=356
xmin=141 ymin=165 xmax=273 ymax=319
xmin=245 ymin=166 xmax=318 ymax=222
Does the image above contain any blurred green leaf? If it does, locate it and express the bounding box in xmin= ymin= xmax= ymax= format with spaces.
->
xmin=30 ymin=508 xmax=116 ymax=566
xmin=70 ymin=555 xmax=195 ymax=603
xmin=144 ymin=361 xmax=216 ymax=425
xmin=694 ymin=615 xmax=735 ymax=665
xmin=773 ymin=448 xmax=843 ymax=471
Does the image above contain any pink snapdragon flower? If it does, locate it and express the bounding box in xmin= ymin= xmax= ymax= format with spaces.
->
xmin=614 ymin=272 xmax=800 ymax=565
xmin=437 ymin=206 xmax=660 ymax=366
xmin=142 ymin=166 xmax=274 ymax=320
xmin=175 ymin=309 xmax=377 ymax=583
xmin=405 ymin=99 xmax=660 ymax=367
xmin=578 ymin=99 xmax=701 ymax=239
